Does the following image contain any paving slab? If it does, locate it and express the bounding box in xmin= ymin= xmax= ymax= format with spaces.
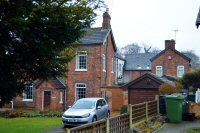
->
xmin=157 ymin=120 xmax=200 ymax=133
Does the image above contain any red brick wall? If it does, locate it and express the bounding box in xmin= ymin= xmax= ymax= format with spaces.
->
xmin=101 ymin=34 xmax=115 ymax=86
xmin=130 ymin=71 xmax=151 ymax=80
xmin=65 ymin=33 xmax=116 ymax=106
xmin=152 ymin=49 xmax=190 ymax=77
xmin=101 ymin=87 xmax=127 ymax=111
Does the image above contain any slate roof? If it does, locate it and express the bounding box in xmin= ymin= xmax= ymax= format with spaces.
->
xmin=196 ymin=8 xmax=200 ymax=28
xmin=124 ymin=53 xmax=157 ymax=70
xmin=150 ymin=48 xmax=191 ymax=62
xmin=35 ymin=78 xmax=66 ymax=89
xmin=80 ymin=28 xmax=117 ymax=51
xmin=80 ymin=28 xmax=109 ymax=44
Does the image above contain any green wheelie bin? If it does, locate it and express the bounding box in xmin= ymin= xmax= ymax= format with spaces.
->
xmin=166 ymin=95 xmax=184 ymax=123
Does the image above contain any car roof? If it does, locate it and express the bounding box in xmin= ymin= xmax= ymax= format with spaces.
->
xmin=78 ymin=97 xmax=104 ymax=102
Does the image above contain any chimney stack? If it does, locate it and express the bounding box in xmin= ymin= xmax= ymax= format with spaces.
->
xmin=165 ymin=39 xmax=175 ymax=49
xmin=102 ymin=8 xmax=111 ymax=29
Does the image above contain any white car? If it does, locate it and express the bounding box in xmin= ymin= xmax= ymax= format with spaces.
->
xmin=62 ymin=97 xmax=110 ymax=128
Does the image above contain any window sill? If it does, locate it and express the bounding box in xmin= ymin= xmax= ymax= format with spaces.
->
xmin=75 ymin=69 xmax=87 ymax=72
xmin=22 ymin=99 xmax=33 ymax=102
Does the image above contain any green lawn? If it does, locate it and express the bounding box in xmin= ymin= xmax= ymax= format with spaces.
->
xmin=187 ymin=128 xmax=200 ymax=133
xmin=0 ymin=117 xmax=62 ymax=133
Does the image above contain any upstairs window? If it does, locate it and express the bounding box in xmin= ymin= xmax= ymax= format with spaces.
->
xmin=76 ymin=51 xmax=87 ymax=71
xmin=76 ymin=83 xmax=86 ymax=100
xmin=23 ymin=85 xmax=33 ymax=101
xmin=156 ymin=66 xmax=163 ymax=77
xmin=177 ymin=65 xmax=184 ymax=78
xmin=102 ymin=54 xmax=106 ymax=71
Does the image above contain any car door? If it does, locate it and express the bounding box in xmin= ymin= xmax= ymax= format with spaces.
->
xmin=101 ymin=99 xmax=108 ymax=118
xmin=96 ymin=100 xmax=104 ymax=120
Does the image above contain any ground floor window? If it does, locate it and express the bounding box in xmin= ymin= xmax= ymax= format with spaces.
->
xmin=23 ymin=85 xmax=33 ymax=101
xmin=76 ymin=83 xmax=86 ymax=100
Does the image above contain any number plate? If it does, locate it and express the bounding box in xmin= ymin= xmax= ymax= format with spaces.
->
xmin=68 ymin=119 xmax=77 ymax=122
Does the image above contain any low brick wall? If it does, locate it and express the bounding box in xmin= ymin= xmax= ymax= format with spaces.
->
xmin=101 ymin=86 xmax=127 ymax=111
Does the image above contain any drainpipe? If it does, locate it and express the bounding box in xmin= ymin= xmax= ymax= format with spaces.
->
xmin=64 ymin=85 xmax=68 ymax=111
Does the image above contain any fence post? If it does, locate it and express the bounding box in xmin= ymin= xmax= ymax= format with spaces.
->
xmin=129 ymin=104 xmax=133 ymax=128
xmin=67 ymin=128 xmax=70 ymax=133
xmin=146 ymin=102 xmax=148 ymax=121
xmin=155 ymin=95 xmax=160 ymax=114
xmin=106 ymin=118 xmax=110 ymax=133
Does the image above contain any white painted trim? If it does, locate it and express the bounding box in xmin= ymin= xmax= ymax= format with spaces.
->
xmin=75 ymin=69 xmax=87 ymax=72
xmin=42 ymin=91 xmax=44 ymax=111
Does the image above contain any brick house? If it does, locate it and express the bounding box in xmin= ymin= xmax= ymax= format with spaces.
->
xmin=123 ymin=39 xmax=191 ymax=83
xmin=12 ymin=11 xmax=119 ymax=111
xmin=64 ymin=11 xmax=117 ymax=107
xmin=196 ymin=8 xmax=200 ymax=28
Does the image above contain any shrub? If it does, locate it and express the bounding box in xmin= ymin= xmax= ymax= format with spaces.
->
xmin=159 ymin=82 xmax=182 ymax=95
xmin=120 ymin=105 xmax=128 ymax=114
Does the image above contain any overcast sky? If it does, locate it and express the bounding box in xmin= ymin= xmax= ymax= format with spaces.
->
xmin=93 ymin=0 xmax=200 ymax=56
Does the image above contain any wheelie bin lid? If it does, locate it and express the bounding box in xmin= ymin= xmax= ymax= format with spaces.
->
xmin=166 ymin=95 xmax=184 ymax=100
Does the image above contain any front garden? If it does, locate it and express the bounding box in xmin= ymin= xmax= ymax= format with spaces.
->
xmin=0 ymin=110 xmax=63 ymax=133
xmin=0 ymin=117 xmax=62 ymax=133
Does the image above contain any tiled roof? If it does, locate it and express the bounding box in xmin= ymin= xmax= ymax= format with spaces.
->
xmin=124 ymin=53 xmax=157 ymax=70
xmin=80 ymin=28 xmax=110 ymax=44
xmin=196 ymin=8 xmax=200 ymax=28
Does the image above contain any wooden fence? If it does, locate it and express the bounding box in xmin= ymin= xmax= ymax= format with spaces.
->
xmin=67 ymin=99 xmax=159 ymax=133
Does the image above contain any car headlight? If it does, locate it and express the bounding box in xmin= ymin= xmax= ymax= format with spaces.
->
xmin=81 ymin=113 xmax=90 ymax=118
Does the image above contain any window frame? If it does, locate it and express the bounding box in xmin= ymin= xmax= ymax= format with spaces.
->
xmin=75 ymin=83 xmax=87 ymax=101
xmin=156 ymin=66 xmax=163 ymax=77
xmin=76 ymin=51 xmax=87 ymax=71
xmin=177 ymin=65 xmax=184 ymax=78
xmin=102 ymin=54 xmax=106 ymax=72
xmin=111 ymin=58 xmax=115 ymax=73
xmin=23 ymin=84 xmax=34 ymax=101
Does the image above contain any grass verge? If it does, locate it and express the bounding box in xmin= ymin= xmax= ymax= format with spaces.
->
xmin=0 ymin=117 xmax=62 ymax=133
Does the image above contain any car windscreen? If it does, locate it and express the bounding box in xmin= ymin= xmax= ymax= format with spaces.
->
xmin=72 ymin=100 xmax=96 ymax=109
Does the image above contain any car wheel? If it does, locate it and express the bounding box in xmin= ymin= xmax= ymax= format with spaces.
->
xmin=92 ymin=116 xmax=97 ymax=122
xmin=107 ymin=111 xmax=110 ymax=118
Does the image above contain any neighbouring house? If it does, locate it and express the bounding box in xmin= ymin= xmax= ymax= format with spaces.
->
xmin=12 ymin=11 xmax=119 ymax=112
xmin=123 ymin=39 xmax=191 ymax=83
xmin=151 ymin=40 xmax=191 ymax=78
xmin=123 ymin=53 xmax=156 ymax=83
xmin=196 ymin=8 xmax=200 ymax=28
xmin=101 ymin=73 xmax=175 ymax=111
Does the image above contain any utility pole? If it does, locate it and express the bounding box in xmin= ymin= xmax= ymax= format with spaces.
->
xmin=172 ymin=29 xmax=178 ymax=42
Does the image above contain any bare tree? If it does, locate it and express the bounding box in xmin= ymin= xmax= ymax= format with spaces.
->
xmin=121 ymin=43 xmax=142 ymax=54
xmin=182 ymin=50 xmax=200 ymax=69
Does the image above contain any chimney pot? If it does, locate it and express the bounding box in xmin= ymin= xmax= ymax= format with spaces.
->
xmin=102 ymin=9 xmax=111 ymax=29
